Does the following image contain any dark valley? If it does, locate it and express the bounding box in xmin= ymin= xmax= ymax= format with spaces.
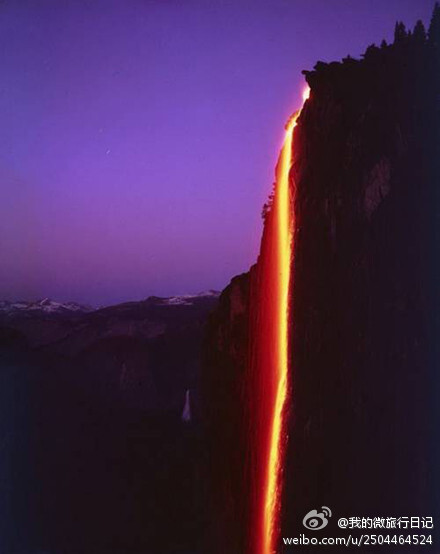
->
xmin=0 ymin=293 xmax=219 ymax=554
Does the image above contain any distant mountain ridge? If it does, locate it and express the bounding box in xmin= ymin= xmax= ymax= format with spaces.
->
xmin=0 ymin=290 xmax=221 ymax=355
xmin=0 ymin=290 xmax=220 ymax=317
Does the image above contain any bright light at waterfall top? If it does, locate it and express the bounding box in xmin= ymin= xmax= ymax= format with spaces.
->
xmin=302 ymin=85 xmax=311 ymax=103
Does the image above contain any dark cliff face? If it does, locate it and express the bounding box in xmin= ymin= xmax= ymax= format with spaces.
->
xmin=201 ymin=273 xmax=251 ymax=554
xmin=284 ymin=29 xmax=439 ymax=548
xmin=203 ymin=17 xmax=440 ymax=554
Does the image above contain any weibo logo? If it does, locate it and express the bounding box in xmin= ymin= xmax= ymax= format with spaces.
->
xmin=303 ymin=506 xmax=332 ymax=530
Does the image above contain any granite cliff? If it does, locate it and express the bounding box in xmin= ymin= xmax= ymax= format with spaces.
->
xmin=203 ymin=9 xmax=440 ymax=553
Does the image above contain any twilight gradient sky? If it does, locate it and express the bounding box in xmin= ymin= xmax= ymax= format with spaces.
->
xmin=0 ymin=0 xmax=435 ymax=305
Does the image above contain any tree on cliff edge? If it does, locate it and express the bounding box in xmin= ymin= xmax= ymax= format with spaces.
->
xmin=394 ymin=21 xmax=407 ymax=44
xmin=429 ymin=2 xmax=440 ymax=47
xmin=413 ymin=20 xmax=427 ymax=44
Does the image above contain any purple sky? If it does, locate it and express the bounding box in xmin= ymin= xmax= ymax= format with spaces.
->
xmin=0 ymin=0 xmax=434 ymax=305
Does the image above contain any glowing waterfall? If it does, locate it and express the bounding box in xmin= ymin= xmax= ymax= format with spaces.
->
xmin=256 ymin=85 xmax=309 ymax=554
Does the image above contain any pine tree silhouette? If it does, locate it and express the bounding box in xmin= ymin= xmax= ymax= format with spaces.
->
xmin=428 ymin=2 xmax=440 ymax=47
xmin=394 ymin=21 xmax=407 ymax=44
xmin=413 ymin=20 xmax=427 ymax=43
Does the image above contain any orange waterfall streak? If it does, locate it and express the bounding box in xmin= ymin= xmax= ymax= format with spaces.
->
xmin=259 ymin=86 xmax=309 ymax=554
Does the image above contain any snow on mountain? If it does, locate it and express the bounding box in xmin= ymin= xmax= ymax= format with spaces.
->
xmin=0 ymin=298 xmax=94 ymax=315
xmin=159 ymin=290 xmax=220 ymax=306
